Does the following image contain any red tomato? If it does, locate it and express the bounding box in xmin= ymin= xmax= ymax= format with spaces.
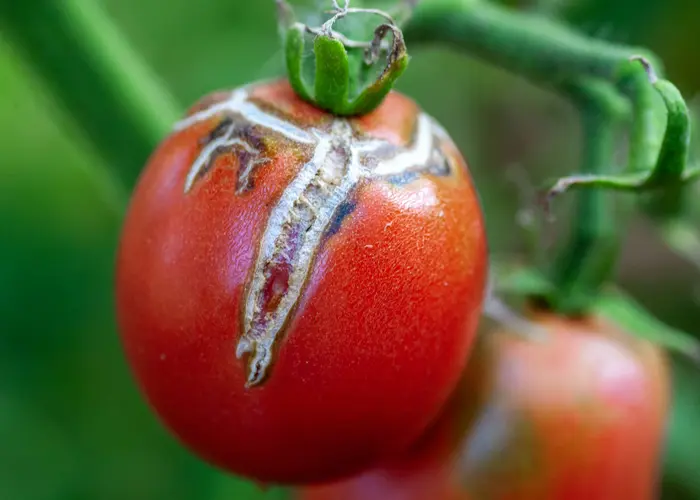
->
xmin=461 ymin=312 xmax=669 ymax=500
xmin=115 ymin=79 xmax=487 ymax=484
xmin=296 ymin=374 xmax=469 ymax=500
xmin=297 ymin=310 xmax=670 ymax=499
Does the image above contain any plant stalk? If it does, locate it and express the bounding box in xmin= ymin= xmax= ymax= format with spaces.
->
xmin=405 ymin=0 xmax=660 ymax=89
xmin=0 ymin=0 xmax=182 ymax=189
xmin=546 ymin=81 xmax=626 ymax=314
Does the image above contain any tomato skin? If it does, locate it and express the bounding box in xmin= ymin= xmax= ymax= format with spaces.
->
xmin=297 ymin=311 xmax=669 ymax=499
xmin=461 ymin=312 xmax=669 ymax=500
xmin=115 ymin=80 xmax=487 ymax=484
xmin=297 ymin=376 xmax=469 ymax=500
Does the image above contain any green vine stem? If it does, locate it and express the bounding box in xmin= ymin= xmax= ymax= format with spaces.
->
xmin=0 ymin=0 xmax=181 ymax=189
xmin=404 ymin=0 xmax=660 ymax=88
xmin=545 ymin=58 xmax=700 ymax=273
xmin=544 ymin=59 xmax=698 ymax=199
xmin=547 ymin=80 xmax=627 ymax=314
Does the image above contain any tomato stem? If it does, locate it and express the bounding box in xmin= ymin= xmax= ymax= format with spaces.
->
xmin=544 ymin=80 xmax=626 ymax=314
xmin=404 ymin=0 xmax=660 ymax=88
xmin=0 ymin=0 xmax=181 ymax=189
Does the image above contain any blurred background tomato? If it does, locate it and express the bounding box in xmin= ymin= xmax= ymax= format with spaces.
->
xmin=0 ymin=0 xmax=699 ymax=499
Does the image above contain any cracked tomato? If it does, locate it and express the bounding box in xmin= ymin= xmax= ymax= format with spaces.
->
xmin=115 ymin=79 xmax=487 ymax=484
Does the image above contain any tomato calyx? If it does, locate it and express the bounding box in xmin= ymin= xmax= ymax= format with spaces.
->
xmin=277 ymin=0 xmax=412 ymax=116
xmin=490 ymin=261 xmax=700 ymax=364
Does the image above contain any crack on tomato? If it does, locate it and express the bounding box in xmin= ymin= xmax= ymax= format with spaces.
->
xmin=185 ymin=117 xmax=274 ymax=194
xmin=239 ymin=124 xmax=356 ymax=387
xmin=173 ymin=87 xmax=465 ymax=387
xmin=384 ymin=171 xmax=421 ymax=186
xmin=427 ymin=148 xmax=452 ymax=177
xmin=198 ymin=116 xmax=234 ymax=145
xmin=362 ymin=114 xmax=453 ymax=185
xmin=324 ymin=199 xmax=357 ymax=238
xmin=382 ymin=148 xmax=453 ymax=185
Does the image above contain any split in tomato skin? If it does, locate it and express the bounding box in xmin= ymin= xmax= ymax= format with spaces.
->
xmin=297 ymin=310 xmax=670 ymax=499
xmin=115 ymin=79 xmax=488 ymax=484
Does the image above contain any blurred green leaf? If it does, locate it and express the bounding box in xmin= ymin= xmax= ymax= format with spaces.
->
xmin=663 ymin=355 xmax=700 ymax=499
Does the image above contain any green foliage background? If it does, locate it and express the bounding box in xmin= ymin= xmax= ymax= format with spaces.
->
xmin=0 ymin=0 xmax=699 ymax=499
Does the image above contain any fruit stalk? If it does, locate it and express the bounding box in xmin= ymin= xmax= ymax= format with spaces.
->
xmin=548 ymin=80 xmax=626 ymax=313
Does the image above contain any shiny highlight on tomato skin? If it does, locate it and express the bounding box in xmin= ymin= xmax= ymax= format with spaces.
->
xmin=115 ymin=80 xmax=488 ymax=484
xmin=297 ymin=311 xmax=670 ymax=499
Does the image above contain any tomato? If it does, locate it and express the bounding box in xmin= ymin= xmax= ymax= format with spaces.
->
xmin=115 ymin=79 xmax=487 ymax=484
xmin=297 ymin=310 xmax=670 ymax=499
xmin=462 ymin=311 xmax=670 ymax=500
xmin=296 ymin=374 xmax=469 ymax=500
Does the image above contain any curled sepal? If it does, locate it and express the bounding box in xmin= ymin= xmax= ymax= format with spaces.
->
xmin=351 ymin=23 xmax=409 ymax=114
xmin=278 ymin=0 xmax=410 ymax=116
xmin=313 ymin=33 xmax=351 ymax=111
xmin=543 ymin=57 xmax=697 ymax=204
xmin=284 ymin=23 xmax=314 ymax=102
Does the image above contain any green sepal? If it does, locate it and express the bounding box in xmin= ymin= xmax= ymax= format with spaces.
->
xmin=278 ymin=3 xmax=410 ymax=116
xmin=645 ymin=78 xmax=691 ymax=187
xmin=285 ymin=23 xmax=313 ymax=102
xmin=313 ymin=35 xmax=351 ymax=113
xmin=290 ymin=29 xmax=409 ymax=116
xmin=494 ymin=263 xmax=700 ymax=364
xmin=349 ymin=27 xmax=409 ymax=115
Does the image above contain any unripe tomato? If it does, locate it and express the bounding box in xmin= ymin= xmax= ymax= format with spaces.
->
xmin=297 ymin=310 xmax=670 ymax=499
xmin=115 ymin=79 xmax=487 ymax=484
